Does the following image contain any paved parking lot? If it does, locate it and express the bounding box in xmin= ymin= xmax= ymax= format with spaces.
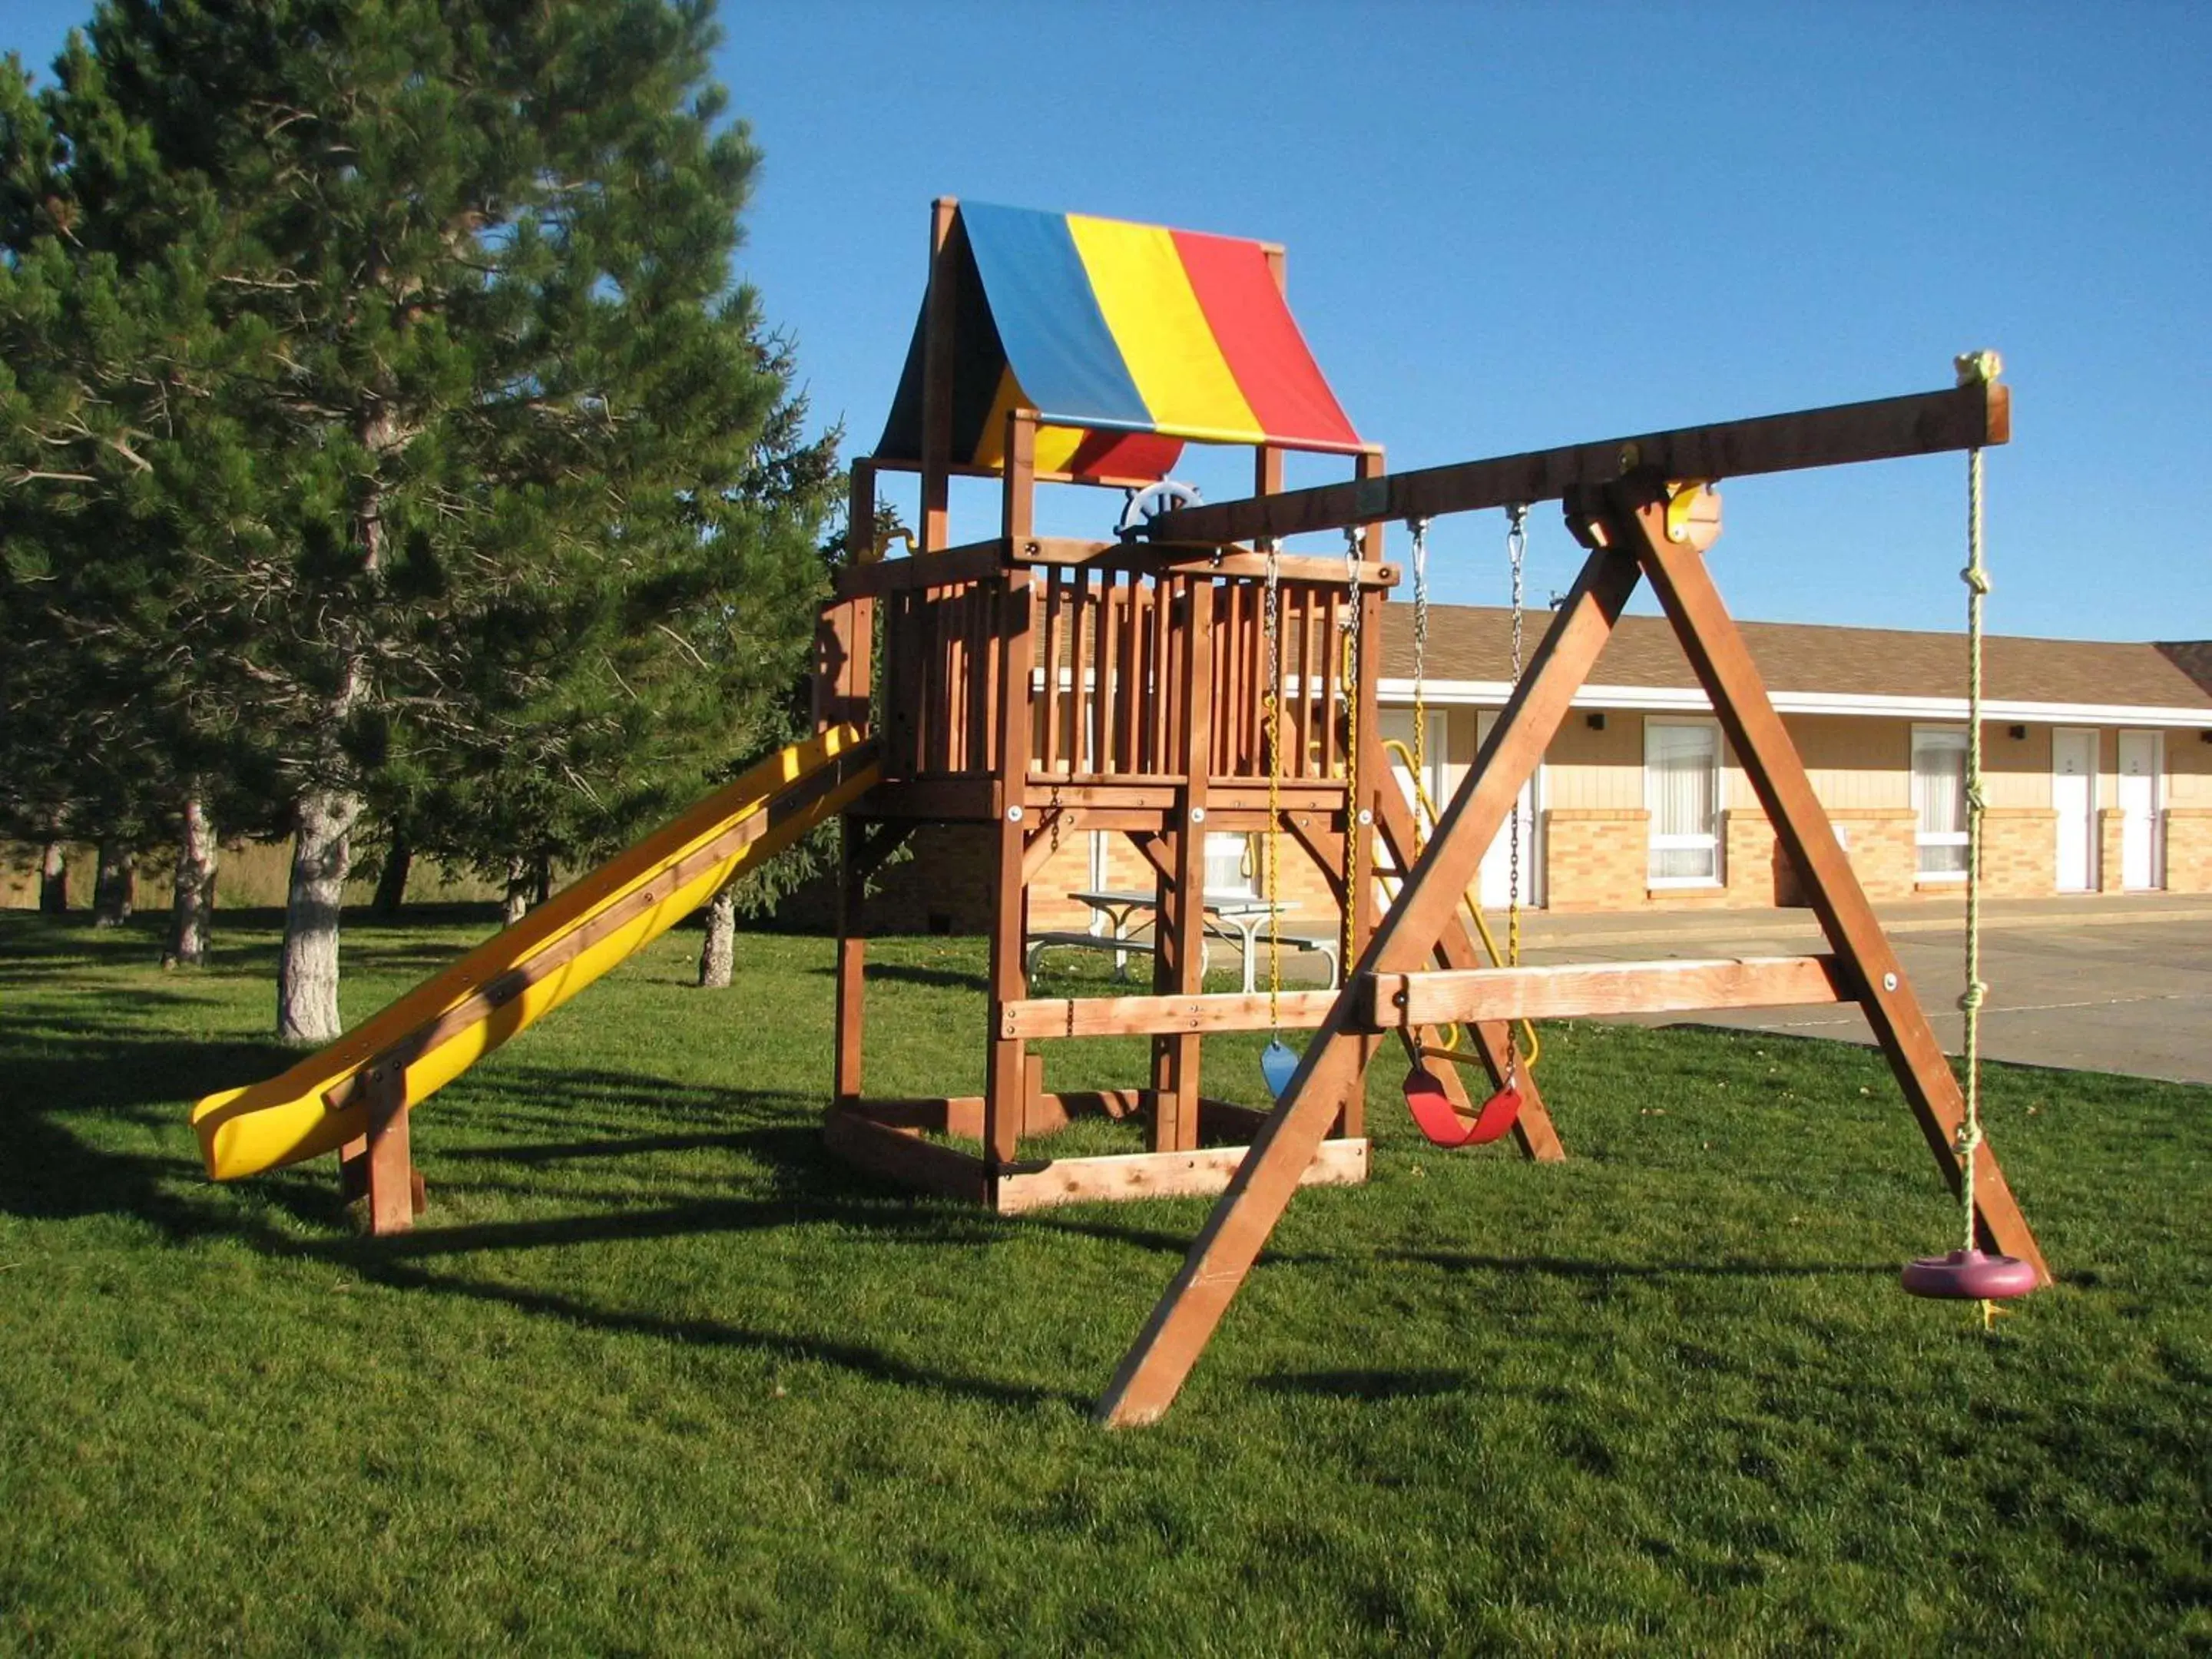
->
xmin=1513 ymin=894 xmax=2212 ymax=1086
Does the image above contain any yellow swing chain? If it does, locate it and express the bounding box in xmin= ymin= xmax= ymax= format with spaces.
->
xmin=1956 ymin=349 xmax=2001 ymax=1258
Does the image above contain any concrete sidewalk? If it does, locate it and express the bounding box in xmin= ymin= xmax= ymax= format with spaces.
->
xmin=1506 ymin=892 xmax=2212 ymax=1087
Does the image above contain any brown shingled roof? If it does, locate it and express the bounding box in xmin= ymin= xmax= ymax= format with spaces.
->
xmin=1381 ymin=604 xmax=2212 ymax=711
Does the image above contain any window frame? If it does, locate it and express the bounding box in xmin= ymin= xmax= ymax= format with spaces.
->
xmin=1911 ymin=724 xmax=1971 ymax=882
xmin=1644 ymin=716 xmax=1725 ymax=889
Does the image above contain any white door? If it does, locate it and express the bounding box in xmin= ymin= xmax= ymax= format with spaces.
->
xmin=2051 ymin=728 xmax=2098 ymax=892
xmin=1475 ymin=711 xmax=1541 ymax=910
xmin=2118 ymin=731 xmax=2163 ymax=890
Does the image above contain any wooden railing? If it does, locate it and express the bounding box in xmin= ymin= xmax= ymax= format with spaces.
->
xmin=877 ymin=559 xmax=1359 ymax=784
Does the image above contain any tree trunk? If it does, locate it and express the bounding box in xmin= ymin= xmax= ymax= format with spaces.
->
xmin=277 ymin=788 xmax=359 ymax=1044
xmin=38 ymin=842 xmax=68 ymax=914
xmin=93 ymin=839 xmax=135 ymax=927
xmin=697 ymin=879 xmax=737 ymax=988
xmin=164 ymin=797 xmax=220 ymax=969
xmin=502 ymin=856 xmax=531 ymax=926
xmin=372 ymin=835 xmax=412 ymax=917
xmin=533 ymin=851 xmax=554 ymax=908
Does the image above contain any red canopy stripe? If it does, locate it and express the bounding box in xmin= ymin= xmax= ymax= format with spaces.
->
xmin=1171 ymin=228 xmax=1363 ymax=455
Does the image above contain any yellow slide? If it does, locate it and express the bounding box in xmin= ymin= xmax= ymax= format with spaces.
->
xmin=193 ymin=726 xmax=879 ymax=1181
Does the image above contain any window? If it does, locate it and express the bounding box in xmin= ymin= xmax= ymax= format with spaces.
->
xmin=1645 ymin=720 xmax=1722 ymax=885
xmin=1204 ymin=833 xmax=1257 ymax=897
xmin=1912 ymin=726 xmax=1969 ymax=879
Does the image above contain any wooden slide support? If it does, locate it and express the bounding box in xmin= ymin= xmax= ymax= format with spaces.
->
xmin=1095 ymin=435 xmax=2048 ymax=1428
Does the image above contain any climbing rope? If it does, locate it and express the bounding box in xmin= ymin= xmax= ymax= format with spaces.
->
xmin=1956 ymin=351 xmax=1998 ymax=1253
xmin=1899 ymin=350 xmax=2036 ymax=1309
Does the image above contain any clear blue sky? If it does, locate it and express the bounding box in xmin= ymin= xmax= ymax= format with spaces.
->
xmin=8 ymin=1 xmax=2207 ymax=643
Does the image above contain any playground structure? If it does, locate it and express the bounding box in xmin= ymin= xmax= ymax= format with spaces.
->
xmin=190 ymin=200 xmax=2050 ymax=1426
xmin=811 ymin=200 xmax=1566 ymax=1210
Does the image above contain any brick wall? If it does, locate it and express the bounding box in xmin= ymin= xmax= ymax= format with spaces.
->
xmin=1826 ymin=808 xmax=1919 ymax=902
xmin=2166 ymin=808 xmax=2212 ymax=892
xmin=1978 ymin=807 xmax=2058 ymax=898
xmin=1542 ymin=808 xmax=1647 ymax=911
xmin=1724 ymin=809 xmax=1780 ymax=907
xmin=2098 ymin=809 xmax=2128 ymax=894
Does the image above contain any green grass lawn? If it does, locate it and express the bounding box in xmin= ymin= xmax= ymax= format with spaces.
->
xmin=2 ymin=908 xmax=2207 ymax=1655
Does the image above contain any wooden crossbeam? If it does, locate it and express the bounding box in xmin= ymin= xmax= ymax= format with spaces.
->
xmin=1000 ymin=989 xmax=1343 ymax=1041
xmin=834 ymin=536 xmax=1401 ymax=600
xmin=1144 ymin=381 xmax=2008 ymax=546
xmin=1367 ymin=955 xmax=1853 ymax=1028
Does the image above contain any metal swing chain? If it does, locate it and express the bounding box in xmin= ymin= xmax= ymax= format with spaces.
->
xmin=1957 ymin=355 xmax=1998 ymax=1254
xmin=1504 ymin=503 xmax=1528 ymax=1091
xmin=1410 ymin=517 xmax=1430 ymax=821
xmin=1263 ymin=541 xmax=1283 ymax=1036
xmin=1340 ymin=525 xmax=1365 ymax=974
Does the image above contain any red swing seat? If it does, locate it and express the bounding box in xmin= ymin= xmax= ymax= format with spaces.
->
xmin=1402 ymin=1065 xmax=1523 ymax=1148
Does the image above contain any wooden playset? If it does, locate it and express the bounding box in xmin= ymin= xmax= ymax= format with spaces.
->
xmin=195 ymin=197 xmax=2050 ymax=1428
xmin=817 ymin=201 xmax=2050 ymax=1424
xmin=812 ymin=199 xmax=1569 ymax=1214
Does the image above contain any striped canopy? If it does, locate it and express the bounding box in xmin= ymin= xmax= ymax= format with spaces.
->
xmin=876 ymin=202 xmax=1363 ymax=482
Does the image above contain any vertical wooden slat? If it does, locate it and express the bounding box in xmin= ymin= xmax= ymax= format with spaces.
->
xmin=1157 ymin=580 xmax=1216 ymax=1153
xmin=1115 ymin=575 xmax=1141 ymax=775
xmin=1159 ymin=579 xmax=1177 ymax=774
xmin=1041 ymin=568 xmax=1063 ymax=775
xmin=1318 ymin=591 xmax=1340 ymax=780
xmin=1057 ymin=575 xmax=1084 ymax=778
xmin=1100 ymin=574 xmax=1123 ymax=775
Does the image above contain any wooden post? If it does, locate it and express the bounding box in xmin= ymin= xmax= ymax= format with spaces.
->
xmin=1154 ymin=580 xmax=1217 ymax=1153
xmin=833 ymin=816 xmax=867 ymax=1110
xmin=920 ymin=200 xmax=959 ymax=553
xmin=1621 ymin=492 xmax=2049 ymax=1279
xmin=983 ymin=411 xmax=1039 ymax=1179
xmin=1095 ymin=540 xmax=1643 ymax=1427
xmin=820 ymin=459 xmax=879 ymax=733
xmin=338 ymin=1058 xmax=424 ymax=1236
xmin=1343 ymin=448 xmax=1388 ymax=1138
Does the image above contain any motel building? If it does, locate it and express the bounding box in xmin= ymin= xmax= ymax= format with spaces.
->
xmin=814 ymin=604 xmax=2211 ymax=949
xmin=962 ymin=607 xmax=2212 ymax=953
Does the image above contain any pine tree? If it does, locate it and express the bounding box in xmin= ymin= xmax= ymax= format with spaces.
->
xmin=18 ymin=2 xmax=836 ymax=1039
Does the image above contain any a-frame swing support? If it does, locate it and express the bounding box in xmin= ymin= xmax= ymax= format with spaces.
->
xmin=1097 ymin=376 xmax=2051 ymax=1428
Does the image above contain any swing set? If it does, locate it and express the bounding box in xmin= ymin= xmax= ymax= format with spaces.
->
xmin=811 ymin=203 xmax=2046 ymax=1422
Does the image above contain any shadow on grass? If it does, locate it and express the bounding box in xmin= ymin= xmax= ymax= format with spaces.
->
xmin=355 ymin=1253 xmax=1075 ymax=1412
xmin=810 ymin=960 xmax=990 ymax=993
xmin=0 ymin=993 xmax=1069 ymax=1409
xmin=1023 ymin=1214 xmax=1894 ymax=1281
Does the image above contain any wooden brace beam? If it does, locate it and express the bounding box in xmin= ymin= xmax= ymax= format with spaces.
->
xmin=1369 ymin=955 xmax=1853 ymax=1028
